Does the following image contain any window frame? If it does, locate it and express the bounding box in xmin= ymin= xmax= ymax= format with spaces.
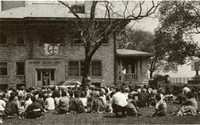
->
xmin=91 ymin=60 xmax=102 ymax=76
xmin=16 ymin=61 xmax=25 ymax=76
xmin=0 ymin=62 xmax=8 ymax=76
xmin=68 ymin=60 xmax=102 ymax=77
xmin=68 ymin=61 xmax=80 ymax=76
xmin=0 ymin=33 xmax=8 ymax=45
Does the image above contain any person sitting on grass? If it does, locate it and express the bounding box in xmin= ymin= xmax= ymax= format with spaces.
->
xmin=152 ymin=94 xmax=167 ymax=117
xmin=126 ymin=94 xmax=140 ymax=116
xmin=0 ymin=92 xmax=6 ymax=123
xmin=112 ymin=87 xmax=128 ymax=117
xmin=26 ymin=96 xmax=43 ymax=119
xmin=44 ymin=93 xmax=55 ymax=111
xmin=4 ymin=94 xmax=19 ymax=118
xmin=69 ymin=92 xmax=85 ymax=113
xmin=56 ymin=91 xmax=69 ymax=114
xmin=176 ymin=91 xmax=198 ymax=116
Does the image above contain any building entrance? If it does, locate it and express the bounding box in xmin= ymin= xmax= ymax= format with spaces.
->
xmin=36 ymin=69 xmax=55 ymax=86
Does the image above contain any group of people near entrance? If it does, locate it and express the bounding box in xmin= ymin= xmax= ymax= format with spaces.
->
xmin=0 ymin=84 xmax=199 ymax=124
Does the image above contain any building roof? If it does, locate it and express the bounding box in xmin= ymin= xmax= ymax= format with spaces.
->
xmin=0 ymin=2 xmax=127 ymax=20
xmin=116 ymin=49 xmax=153 ymax=57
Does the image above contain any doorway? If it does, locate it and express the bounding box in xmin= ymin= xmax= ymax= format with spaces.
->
xmin=36 ymin=69 xmax=55 ymax=86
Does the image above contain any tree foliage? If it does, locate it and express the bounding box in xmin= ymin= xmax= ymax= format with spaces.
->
xmin=153 ymin=1 xmax=200 ymax=75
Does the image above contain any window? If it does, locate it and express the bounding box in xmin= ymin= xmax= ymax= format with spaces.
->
xmin=0 ymin=62 xmax=7 ymax=75
xmin=68 ymin=61 xmax=102 ymax=77
xmin=0 ymin=84 xmax=8 ymax=90
xmin=73 ymin=31 xmax=82 ymax=44
xmin=16 ymin=62 xmax=25 ymax=75
xmin=92 ymin=61 xmax=101 ymax=76
xmin=69 ymin=61 xmax=79 ymax=76
xmin=16 ymin=37 xmax=24 ymax=45
xmin=71 ymin=4 xmax=85 ymax=13
xmin=0 ymin=33 xmax=7 ymax=45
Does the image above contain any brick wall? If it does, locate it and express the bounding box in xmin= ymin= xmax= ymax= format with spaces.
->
xmin=0 ymin=24 xmax=115 ymax=88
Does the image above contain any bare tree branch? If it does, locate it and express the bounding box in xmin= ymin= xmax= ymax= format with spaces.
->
xmin=90 ymin=1 xmax=98 ymax=21
xmin=58 ymin=0 xmax=83 ymax=22
xmin=127 ymin=1 xmax=160 ymax=20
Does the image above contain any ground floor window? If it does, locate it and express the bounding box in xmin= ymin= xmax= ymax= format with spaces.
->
xmin=0 ymin=84 xmax=8 ymax=90
xmin=0 ymin=62 xmax=7 ymax=75
xmin=68 ymin=61 xmax=102 ymax=77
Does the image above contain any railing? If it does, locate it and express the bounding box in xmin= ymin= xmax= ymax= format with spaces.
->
xmin=117 ymin=73 xmax=137 ymax=82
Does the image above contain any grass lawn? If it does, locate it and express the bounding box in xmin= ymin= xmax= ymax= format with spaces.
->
xmin=3 ymin=103 xmax=200 ymax=125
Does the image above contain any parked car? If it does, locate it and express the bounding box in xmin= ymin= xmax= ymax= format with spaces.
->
xmin=57 ymin=80 xmax=81 ymax=88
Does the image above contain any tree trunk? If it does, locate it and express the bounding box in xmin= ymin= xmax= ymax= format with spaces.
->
xmin=81 ymin=56 xmax=92 ymax=89
xmin=150 ymin=71 xmax=154 ymax=79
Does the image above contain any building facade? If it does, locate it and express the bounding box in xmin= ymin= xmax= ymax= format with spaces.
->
xmin=0 ymin=1 xmax=152 ymax=89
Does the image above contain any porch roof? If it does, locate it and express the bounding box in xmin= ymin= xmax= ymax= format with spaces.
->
xmin=116 ymin=49 xmax=153 ymax=57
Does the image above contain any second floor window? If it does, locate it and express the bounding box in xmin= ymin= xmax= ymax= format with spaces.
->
xmin=0 ymin=33 xmax=7 ymax=45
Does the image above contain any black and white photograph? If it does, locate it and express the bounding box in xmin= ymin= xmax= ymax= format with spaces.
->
xmin=0 ymin=0 xmax=200 ymax=124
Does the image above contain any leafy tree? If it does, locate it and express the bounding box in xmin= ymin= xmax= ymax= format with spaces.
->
xmin=58 ymin=1 xmax=160 ymax=88
xmin=156 ymin=1 xmax=200 ymax=75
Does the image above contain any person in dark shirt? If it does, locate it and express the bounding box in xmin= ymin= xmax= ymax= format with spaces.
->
xmin=137 ymin=89 xmax=151 ymax=107
xmin=4 ymin=95 xmax=19 ymax=117
xmin=56 ymin=91 xmax=69 ymax=114
xmin=26 ymin=96 xmax=43 ymax=119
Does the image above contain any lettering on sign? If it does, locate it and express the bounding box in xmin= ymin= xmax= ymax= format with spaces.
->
xmin=28 ymin=60 xmax=62 ymax=66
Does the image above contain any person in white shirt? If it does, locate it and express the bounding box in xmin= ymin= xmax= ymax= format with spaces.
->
xmin=182 ymin=85 xmax=191 ymax=97
xmin=0 ymin=94 xmax=6 ymax=123
xmin=44 ymin=94 xmax=55 ymax=111
xmin=24 ymin=95 xmax=32 ymax=110
xmin=112 ymin=88 xmax=128 ymax=117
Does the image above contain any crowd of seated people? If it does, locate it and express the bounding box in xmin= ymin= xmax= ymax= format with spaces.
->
xmin=0 ymin=83 xmax=199 ymax=123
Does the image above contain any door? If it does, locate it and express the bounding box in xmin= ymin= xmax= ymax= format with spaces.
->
xmin=36 ymin=69 xmax=55 ymax=86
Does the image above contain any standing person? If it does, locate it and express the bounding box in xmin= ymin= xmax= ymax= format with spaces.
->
xmin=152 ymin=94 xmax=167 ymax=117
xmin=112 ymin=88 xmax=128 ymax=117
xmin=0 ymin=93 xmax=6 ymax=123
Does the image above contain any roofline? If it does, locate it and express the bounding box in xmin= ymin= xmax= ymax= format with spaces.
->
xmin=0 ymin=17 xmax=131 ymax=22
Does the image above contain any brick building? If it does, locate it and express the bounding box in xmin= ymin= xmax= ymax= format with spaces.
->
xmin=0 ymin=1 xmax=152 ymax=89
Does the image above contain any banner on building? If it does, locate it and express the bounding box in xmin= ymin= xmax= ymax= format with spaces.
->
xmin=44 ymin=43 xmax=60 ymax=56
